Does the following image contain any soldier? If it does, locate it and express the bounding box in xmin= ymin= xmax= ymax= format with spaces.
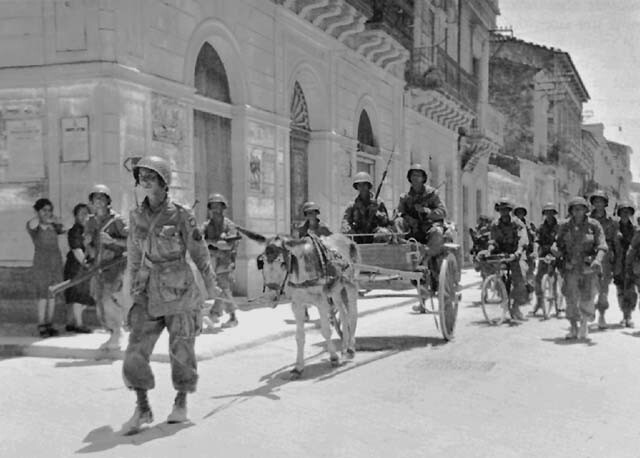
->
xmin=533 ymin=202 xmax=561 ymax=317
xmin=481 ymin=198 xmax=530 ymax=321
xmin=395 ymin=163 xmax=446 ymax=255
xmin=202 ymin=193 xmax=240 ymax=329
xmin=513 ymin=204 xmax=537 ymax=296
xmin=615 ymin=201 xmax=636 ymax=327
xmin=341 ymin=171 xmax=393 ymax=244
xmin=589 ymin=190 xmax=620 ymax=329
xmin=296 ymin=201 xmax=332 ymax=238
xmin=470 ymin=215 xmax=492 ymax=277
xmin=122 ymin=156 xmax=220 ymax=434
xmin=85 ymin=184 xmax=129 ymax=350
xmin=553 ymin=196 xmax=607 ymax=340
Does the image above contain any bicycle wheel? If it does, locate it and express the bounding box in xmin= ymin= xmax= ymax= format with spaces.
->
xmin=481 ymin=274 xmax=508 ymax=325
xmin=438 ymin=252 xmax=459 ymax=340
xmin=555 ymin=274 xmax=565 ymax=316
xmin=541 ymin=273 xmax=553 ymax=319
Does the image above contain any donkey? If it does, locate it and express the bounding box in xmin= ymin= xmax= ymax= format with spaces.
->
xmin=255 ymin=233 xmax=360 ymax=378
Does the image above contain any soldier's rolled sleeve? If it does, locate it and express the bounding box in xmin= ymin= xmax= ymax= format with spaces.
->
xmin=593 ymin=220 xmax=608 ymax=263
xmin=127 ymin=211 xmax=142 ymax=299
xmin=341 ymin=205 xmax=355 ymax=233
xmin=428 ymin=193 xmax=447 ymax=221
xmin=181 ymin=209 xmax=218 ymax=295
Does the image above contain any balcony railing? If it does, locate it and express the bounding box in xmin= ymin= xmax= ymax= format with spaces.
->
xmin=346 ymin=0 xmax=414 ymax=50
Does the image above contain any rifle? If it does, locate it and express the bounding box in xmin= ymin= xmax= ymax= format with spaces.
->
xmin=47 ymin=256 xmax=127 ymax=312
xmin=374 ymin=147 xmax=394 ymax=201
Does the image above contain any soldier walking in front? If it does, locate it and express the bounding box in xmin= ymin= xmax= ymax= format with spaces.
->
xmin=202 ymin=193 xmax=240 ymax=329
xmin=533 ymin=203 xmax=561 ymax=317
xmin=589 ymin=190 xmax=620 ymax=329
xmin=85 ymin=184 xmax=128 ymax=350
xmin=553 ymin=196 xmax=607 ymax=340
xmin=616 ymin=201 xmax=637 ymax=327
xmin=122 ymin=156 xmax=220 ymax=434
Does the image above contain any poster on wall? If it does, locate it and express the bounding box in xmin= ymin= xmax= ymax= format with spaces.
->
xmin=249 ymin=148 xmax=262 ymax=192
xmin=61 ymin=116 xmax=90 ymax=162
xmin=6 ymin=119 xmax=44 ymax=179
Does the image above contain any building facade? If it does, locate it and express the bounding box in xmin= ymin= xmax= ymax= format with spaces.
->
xmin=0 ymin=0 xmax=499 ymax=295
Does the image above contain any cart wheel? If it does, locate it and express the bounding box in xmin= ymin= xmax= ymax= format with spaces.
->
xmin=438 ymin=253 xmax=459 ymax=340
xmin=481 ymin=274 xmax=508 ymax=325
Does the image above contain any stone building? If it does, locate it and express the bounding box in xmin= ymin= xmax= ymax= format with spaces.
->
xmin=0 ymin=0 xmax=499 ymax=296
xmin=488 ymin=35 xmax=590 ymax=221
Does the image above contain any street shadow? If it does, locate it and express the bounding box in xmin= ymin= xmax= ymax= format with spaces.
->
xmin=55 ymin=359 xmax=115 ymax=368
xmin=358 ymin=292 xmax=417 ymax=300
xmin=466 ymin=301 xmax=482 ymax=308
xmin=541 ymin=337 xmax=597 ymax=347
xmin=589 ymin=323 xmax=623 ymax=333
xmin=313 ymin=335 xmax=445 ymax=352
xmin=622 ymin=330 xmax=640 ymax=338
xmin=76 ymin=421 xmax=193 ymax=454
xmin=468 ymin=319 xmax=523 ymax=328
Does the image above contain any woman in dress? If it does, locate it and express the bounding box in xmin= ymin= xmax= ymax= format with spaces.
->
xmin=26 ymin=198 xmax=65 ymax=337
xmin=63 ymin=203 xmax=95 ymax=333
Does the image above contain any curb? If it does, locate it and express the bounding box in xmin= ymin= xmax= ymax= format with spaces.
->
xmin=0 ymin=278 xmax=481 ymax=361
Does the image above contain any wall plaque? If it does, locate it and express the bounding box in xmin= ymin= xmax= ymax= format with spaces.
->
xmin=61 ymin=116 xmax=90 ymax=162
xmin=6 ymin=119 xmax=44 ymax=179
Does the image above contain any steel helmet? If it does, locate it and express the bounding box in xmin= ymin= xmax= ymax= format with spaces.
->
xmin=132 ymin=155 xmax=172 ymax=187
xmin=513 ymin=204 xmax=527 ymax=216
xmin=589 ymin=189 xmax=609 ymax=207
xmin=541 ymin=202 xmax=558 ymax=214
xmin=406 ymin=163 xmax=427 ymax=183
xmin=616 ymin=200 xmax=635 ymax=216
xmin=352 ymin=171 xmax=373 ymax=190
xmin=207 ymin=193 xmax=228 ymax=208
xmin=302 ymin=201 xmax=320 ymax=214
xmin=494 ymin=197 xmax=514 ymax=211
xmin=568 ymin=196 xmax=589 ymax=212
xmin=88 ymin=184 xmax=112 ymax=204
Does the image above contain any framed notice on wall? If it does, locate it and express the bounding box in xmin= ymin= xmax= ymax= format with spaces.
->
xmin=5 ymin=119 xmax=45 ymax=179
xmin=61 ymin=116 xmax=90 ymax=162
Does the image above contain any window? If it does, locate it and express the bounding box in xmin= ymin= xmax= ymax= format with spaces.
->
xmin=356 ymin=110 xmax=378 ymax=181
xmin=476 ymin=189 xmax=482 ymax=219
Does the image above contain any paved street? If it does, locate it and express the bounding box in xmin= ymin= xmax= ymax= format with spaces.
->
xmin=2 ymin=271 xmax=640 ymax=458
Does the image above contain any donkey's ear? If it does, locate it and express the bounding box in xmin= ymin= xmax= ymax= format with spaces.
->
xmin=236 ymin=226 xmax=267 ymax=244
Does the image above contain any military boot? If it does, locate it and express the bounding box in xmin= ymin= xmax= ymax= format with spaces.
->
xmin=578 ymin=317 xmax=589 ymax=340
xmin=565 ymin=321 xmax=578 ymax=340
xmin=167 ymin=391 xmax=188 ymax=424
xmin=122 ymin=389 xmax=153 ymax=435
xmin=597 ymin=311 xmax=607 ymax=330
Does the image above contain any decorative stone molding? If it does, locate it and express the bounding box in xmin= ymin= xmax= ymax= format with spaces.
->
xmin=277 ymin=0 xmax=409 ymax=77
xmin=409 ymin=88 xmax=475 ymax=132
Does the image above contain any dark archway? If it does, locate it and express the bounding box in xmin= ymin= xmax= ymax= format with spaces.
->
xmin=193 ymin=43 xmax=233 ymax=219
xmin=356 ymin=110 xmax=378 ymax=180
xmin=290 ymin=81 xmax=311 ymax=231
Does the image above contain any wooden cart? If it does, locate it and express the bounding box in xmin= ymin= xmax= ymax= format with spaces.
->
xmin=353 ymin=239 xmax=461 ymax=341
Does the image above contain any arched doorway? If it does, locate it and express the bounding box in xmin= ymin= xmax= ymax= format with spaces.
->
xmin=356 ymin=110 xmax=378 ymax=181
xmin=289 ymin=81 xmax=311 ymax=232
xmin=193 ymin=42 xmax=233 ymax=220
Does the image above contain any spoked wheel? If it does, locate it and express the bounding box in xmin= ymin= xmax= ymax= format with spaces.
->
xmin=481 ymin=274 xmax=508 ymax=325
xmin=541 ymin=273 xmax=553 ymax=319
xmin=555 ymin=275 xmax=565 ymax=317
xmin=438 ymin=253 xmax=459 ymax=340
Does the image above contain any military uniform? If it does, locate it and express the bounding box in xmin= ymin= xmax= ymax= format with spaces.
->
xmin=487 ymin=215 xmax=530 ymax=307
xmin=470 ymin=220 xmax=491 ymax=276
xmin=534 ymin=218 xmax=559 ymax=309
xmin=85 ymin=208 xmax=128 ymax=340
xmin=554 ymin=215 xmax=607 ymax=324
xmin=204 ymin=215 xmax=239 ymax=316
xmin=616 ymin=218 xmax=636 ymax=317
xmin=123 ymin=196 xmax=217 ymax=394
xmin=395 ymin=185 xmax=447 ymax=256
xmin=341 ymin=193 xmax=392 ymax=244
xmin=590 ymin=210 xmax=620 ymax=313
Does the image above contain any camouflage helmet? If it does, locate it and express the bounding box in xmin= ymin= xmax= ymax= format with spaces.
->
xmin=406 ymin=163 xmax=428 ymax=183
xmin=207 ymin=193 xmax=228 ymax=208
xmin=568 ymin=196 xmax=589 ymax=212
xmin=541 ymin=202 xmax=558 ymax=214
xmin=494 ymin=197 xmax=514 ymax=211
xmin=133 ymin=155 xmax=172 ymax=187
xmin=352 ymin=171 xmax=373 ymax=190
xmin=88 ymin=184 xmax=112 ymax=205
xmin=589 ymin=189 xmax=609 ymax=206
xmin=302 ymin=201 xmax=320 ymax=215
xmin=616 ymin=200 xmax=635 ymax=216
xmin=513 ymin=204 xmax=527 ymax=217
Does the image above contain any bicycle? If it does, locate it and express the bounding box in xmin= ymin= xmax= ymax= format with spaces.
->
xmin=479 ymin=253 xmax=518 ymax=325
xmin=539 ymin=255 xmax=564 ymax=319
